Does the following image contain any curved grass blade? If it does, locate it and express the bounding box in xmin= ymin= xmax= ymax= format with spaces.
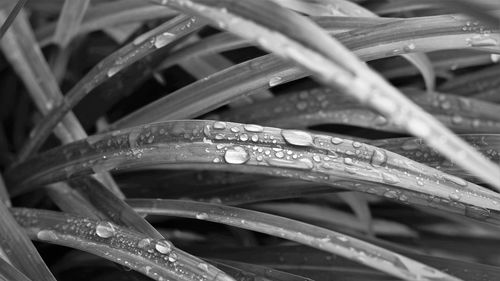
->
xmin=16 ymin=14 xmax=203 ymax=162
xmin=439 ymin=64 xmax=500 ymax=100
xmin=52 ymin=0 xmax=90 ymax=47
xmin=0 ymin=200 xmax=56 ymax=281
xmin=252 ymin=202 xmax=416 ymax=237
xmin=210 ymin=259 xmax=314 ymax=281
xmin=276 ymin=0 xmax=436 ymax=91
xmin=196 ymin=244 xmax=500 ymax=281
xmin=11 ymin=208 xmax=235 ymax=281
xmin=36 ymin=0 xmax=178 ymax=47
xmin=0 ymin=9 xmax=123 ymax=197
xmin=134 ymin=1 xmax=500 ymax=188
xmin=0 ymin=174 xmax=10 ymax=206
xmin=8 ymin=120 xmax=500 ymax=224
xmin=219 ymin=87 xmax=500 ymax=134
xmin=128 ymin=198 xmax=461 ymax=281
xmin=0 ymin=0 xmax=28 ymax=40
xmin=371 ymin=134 xmax=500 ymax=184
xmin=0 ymin=257 xmax=32 ymax=281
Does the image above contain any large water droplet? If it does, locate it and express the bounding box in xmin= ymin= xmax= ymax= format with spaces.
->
xmin=213 ymin=121 xmax=227 ymax=130
xmin=269 ymin=76 xmax=283 ymax=87
xmin=37 ymin=230 xmax=58 ymax=241
xmin=267 ymin=158 xmax=314 ymax=170
xmin=443 ymin=174 xmax=468 ymax=187
xmin=95 ymin=222 xmax=115 ymax=238
xmin=491 ymin=54 xmax=500 ymax=63
xmin=381 ymin=172 xmax=401 ymax=184
xmin=196 ymin=212 xmax=209 ymax=220
xmin=370 ymin=149 xmax=387 ymax=167
xmin=281 ymin=130 xmax=314 ymax=147
xmin=224 ymin=146 xmax=250 ymax=164
xmin=154 ymin=32 xmax=175 ymax=48
xmin=155 ymin=240 xmax=172 ymax=254
xmin=244 ymin=124 xmax=264 ymax=132
xmin=331 ymin=137 xmax=343 ymax=145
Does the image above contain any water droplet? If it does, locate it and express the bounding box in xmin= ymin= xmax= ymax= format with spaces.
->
xmin=370 ymin=149 xmax=387 ymax=167
xmin=281 ymin=130 xmax=314 ymax=146
xmin=196 ymin=212 xmax=209 ymax=220
xmin=213 ymin=121 xmax=227 ymax=130
xmin=230 ymin=126 xmax=240 ymax=133
xmin=267 ymin=158 xmax=314 ymax=170
xmin=470 ymin=36 xmax=498 ymax=47
xmin=451 ymin=115 xmax=463 ymax=124
xmin=239 ymin=133 xmax=249 ymax=141
xmin=275 ymin=151 xmax=285 ymax=158
xmin=343 ymin=157 xmax=354 ymax=165
xmin=465 ymin=206 xmax=491 ymax=220
xmin=168 ymin=252 xmax=178 ymax=262
xmin=443 ymin=174 xmax=467 ymax=187
xmin=155 ymin=240 xmax=172 ymax=254
xmin=224 ymin=146 xmax=250 ymax=164
xmin=331 ymin=137 xmax=343 ymax=145
xmin=154 ymin=32 xmax=175 ymax=48
xmin=198 ymin=263 xmax=209 ymax=271
xmin=381 ymin=172 xmax=401 ymax=184
xmin=37 ymin=230 xmax=58 ymax=241
xmin=449 ymin=193 xmax=461 ymax=201
xmin=244 ymin=124 xmax=264 ymax=132
xmin=95 ymin=222 xmax=115 ymax=238
xmin=107 ymin=66 xmax=120 ymax=77
xmin=352 ymin=141 xmax=362 ymax=148
xmin=138 ymin=238 xmax=151 ymax=248
xmin=269 ymin=76 xmax=283 ymax=87
xmin=251 ymin=135 xmax=259 ymax=142
xmin=491 ymin=54 xmax=500 ymax=63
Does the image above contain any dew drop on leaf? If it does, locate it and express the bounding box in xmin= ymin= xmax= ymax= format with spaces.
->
xmin=155 ymin=240 xmax=172 ymax=254
xmin=381 ymin=172 xmax=401 ymax=184
xmin=268 ymin=76 xmax=283 ymax=87
xmin=281 ymin=130 xmax=314 ymax=146
xmin=244 ymin=124 xmax=264 ymax=132
xmin=224 ymin=146 xmax=250 ymax=164
xmin=95 ymin=222 xmax=115 ymax=238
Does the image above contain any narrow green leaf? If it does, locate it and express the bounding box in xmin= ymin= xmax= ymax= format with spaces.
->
xmin=128 ymin=199 xmax=461 ymax=281
xmin=53 ymin=0 xmax=90 ymax=47
xmin=0 ymin=9 xmax=123 ymax=198
xmin=0 ymin=199 xmax=56 ymax=281
xmin=0 ymin=257 xmax=32 ymax=281
xmin=11 ymin=208 xmax=235 ymax=281
xmin=8 ymin=120 xmax=500 ymax=225
xmin=17 ymin=14 xmax=204 ymax=162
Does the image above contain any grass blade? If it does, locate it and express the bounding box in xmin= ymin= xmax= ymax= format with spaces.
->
xmin=36 ymin=0 xmax=177 ymax=47
xmin=219 ymin=86 xmax=500 ymax=134
xmin=136 ymin=1 xmax=500 ymax=188
xmin=16 ymin=14 xmax=203 ymax=162
xmin=0 ymin=257 xmax=32 ymax=281
xmin=0 ymin=197 xmax=56 ymax=281
xmin=7 ymin=120 xmax=500 ymax=224
xmin=0 ymin=9 xmax=123 ymax=197
xmin=0 ymin=0 xmax=27 ymax=40
xmin=52 ymin=0 xmax=90 ymax=47
xmin=128 ymin=198 xmax=461 ymax=281
xmin=11 ymin=208 xmax=235 ymax=281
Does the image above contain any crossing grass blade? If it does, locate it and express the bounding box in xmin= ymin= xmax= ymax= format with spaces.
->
xmin=125 ymin=0 xmax=500 ymax=189
xmin=218 ymin=86 xmax=500 ymax=134
xmin=11 ymin=208 xmax=235 ymax=281
xmin=0 ymin=197 xmax=56 ymax=281
xmin=16 ymin=14 xmax=203 ymax=162
xmin=0 ymin=9 xmax=123 ymax=197
xmin=7 ymin=120 xmax=500 ymax=225
xmin=127 ymin=198 xmax=461 ymax=281
xmin=52 ymin=0 xmax=90 ymax=47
